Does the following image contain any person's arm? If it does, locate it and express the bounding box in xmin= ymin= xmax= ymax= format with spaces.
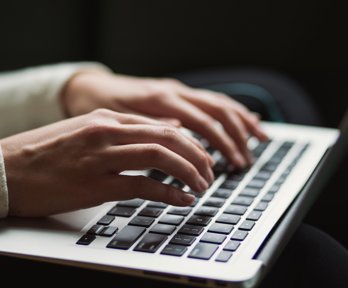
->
xmin=0 ymin=62 xmax=110 ymax=218
xmin=0 ymin=62 xmax=110 ymax=138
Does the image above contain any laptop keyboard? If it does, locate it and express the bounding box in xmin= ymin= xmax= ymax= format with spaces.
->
xmin=77 ymin=137 xmax=309 ymax=262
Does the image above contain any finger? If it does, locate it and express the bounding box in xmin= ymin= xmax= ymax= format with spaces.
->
xmin=110 ymin=125 xmax=214 ymax=183
xmin=102 ymin=143 xmax=210 ymax=192
xmin=100 ymin=175 xmax=196 ymax=206
xmin=148 ymin=98 xmax=248 ymax=168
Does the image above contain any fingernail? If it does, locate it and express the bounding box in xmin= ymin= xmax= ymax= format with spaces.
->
xmin=197 ymin=176 xmax=209 ymax=192
xmin=180 ymin=193 xmax=195 ymax=204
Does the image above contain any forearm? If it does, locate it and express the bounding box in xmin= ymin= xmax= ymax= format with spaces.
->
xmin=0 ymin=62 xmax=110 ymax=138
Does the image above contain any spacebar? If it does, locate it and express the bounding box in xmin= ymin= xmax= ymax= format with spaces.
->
xmin=107 ymin=226 xmax=146 ymax=250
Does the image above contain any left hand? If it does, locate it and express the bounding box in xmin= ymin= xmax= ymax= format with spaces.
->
xmin=61 ymin=72 xmax=268 ymax=168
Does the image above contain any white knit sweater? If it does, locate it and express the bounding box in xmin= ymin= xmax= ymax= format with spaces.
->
xmin=0 ymin=62 xmax=110 ymax=218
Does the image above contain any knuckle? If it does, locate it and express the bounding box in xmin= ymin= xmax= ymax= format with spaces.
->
xmin=161 ymin=126 xmax=179 ymax=141
xmin=91 ymin=108 xmax=114 ymax=117
xmin=146 ymin=143 xmax=165 ymax=159
xmin=83 ymin=119 xmax=117 ymax=138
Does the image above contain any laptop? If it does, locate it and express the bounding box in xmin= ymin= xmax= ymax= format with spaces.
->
xmin=0 ymin=112 xmax=347 ymax=288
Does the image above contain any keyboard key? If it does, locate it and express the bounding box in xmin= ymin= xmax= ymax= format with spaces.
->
xmin=220 ymin=180 xmax=239 ymax=190
xmin=215 ymin=251 xmax=233 ymax=262
xmin=232 ymin=196 xmax=254 ymax=206
xmin=170 ymin=178 xmax=186 ymax=189
xmin=107 ymin=226 xmax=146 ymax=250
xmin=208 ymin=223 xmax=234 ymax=234
xmin=203 ymin=197 xmax=225 ymax=208
xmin=254 ymin=201 xmax=268 ymax=211
xmin=239 ymin=220 xmax=255 ymax=231
xmin=178 ymin=224 xmax=204 ymax=236
xmin=129 ymin=216 xmax=155 ymax=227
xmin=108 ymin=206 xmax=136 ymax=217
xmin=269 ymin=184 xmax=281 ymax=194
xmin=97 ymin=215 xmax=115 ymax=225
xmin=159 ymin=214 xmax=184 ymax=226
xmin=248 ymin=179 xmax=266 ymax=189
xmin=147 ymin=201 xmax=168 ymax=208
xmin=212 ymin=188 xmax=233 ymax=199
xmin=138 ymin=207 xmax=163 ymax=218
xmin=223 ymin=240 xmax=240 ymax=251
xmin=150 ymin=224 xmax=176 ymax=235
xmin=195 ymin=206 xmax=219 ymax=217
xmin=117 ymin=198 xmax=145 ymax=208
xmin=87 ymin=224 xmax=104 ymax=235
xmin=188 ymin=243 xmax=218 ymax=260
xmin=200 ymin=232 xmax=226 ymax=244
xmin=216 ymin=214 xmax=241 ymax=225
xmin=186 ymin=215 xmax=212 ymax=226
xmin=161 ymin=244 xmax=187 ymax=256
xmin=76 ymin=234 xmax=96 ymax=245
xmin=231 ymin=230 xmax=248 ymax=241
xmin=224 ymin=204 xmax=247 ymax=215
xmin=262 ymin=193 xmax=274 ymax=202
xmin=170 ymin=234 xmax=196 ymax=246
xmin=148 ymin=169 xmax=168 ymax=182
xmin=253 ymin=171 xmax=272 ymax=181
xmin=168 ymin=207 xmax=192 ymax=216
xmin=239 ymin=187 xmax=260 ymax=197
xmin=247 ymin=210 xmax=262 ymax=221
xmin=100 ymin=226 xmax=118 ymax=237
xmin=134 ymin=233 xmax=168 ymax=253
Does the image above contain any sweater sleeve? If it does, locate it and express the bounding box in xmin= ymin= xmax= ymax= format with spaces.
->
xmin=0 ymin=62 xmax=111 ymax=218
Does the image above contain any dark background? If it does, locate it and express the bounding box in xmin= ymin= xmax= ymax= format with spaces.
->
xmin=0 ymin=0 xmax=347 ymax=251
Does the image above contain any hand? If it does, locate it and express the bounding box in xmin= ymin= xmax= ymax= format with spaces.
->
xmin=1 ymin=109 xmax=214 ymax=217
xmin=62 ymin=72 xmax=268 ymax=168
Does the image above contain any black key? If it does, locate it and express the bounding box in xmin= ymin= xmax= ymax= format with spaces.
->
xmin=87 ymin=224 xmax=104 ymax=235
xmin=117 ymin=198 xmax=145 ymax=208
xmin=262 ymin=193 xmax=274 ymax=202
xmin=203 ymin=197 xmax=225 ymax=208
xmin=212 ymin=188 xmax=233 ymax=199
xmin=97 ymin=215 xmax=115 ymax=225
xmin=100 ymin=226 xmax=118 ymax=237
xmin=161 ymin=244 xmax=187 ymax=256
xmin=208 ymin=223 xmax=234 ymax=234
xmin=186 ymin=215 xmax=212 ymax=226
xmin=138 ymin=207 xmax=163 ymax=218
xmin=248 ymin=179 xmax=266 ymax=189
xmin=150 ymin=224 xmax=176 ymax=235
xmin=170 ymin=234 xmax=196 ymax=246
xmin=261 ymin=162 xmax=278 ymax=172
xmin=223 ymin=240 xmax=240 ymax=251
xmin=227 ymin=171 xmax=246 ymax=181
xmin=253 ymin=171 xmax=272 ymax=181
xmin=134 ymin=233 xmax=168 ymax=253
xmin=200 ymin=232 xmax=226 ymax=244
xmin=167 ymin=207 xmax=192 ymax=216
xmin=239 ymin=220 xmax=255 ymax=231
xmin=159 ymin=214 xmax=184 ymax=226
xmin=147 ymin=201 xmax=168 ymax=208
xmin=108 ymin=206 xmax=136 ymax=217
xmin=239 ymin=187 xmax=260 ymax=197
xmin=224 ymin=205 xmax=247 ymax=215
xmin=148 ymin=169 xmax=168 ymax=182
xmin=247 ymin=210 xmax=262 ymax=221
xmin=231 ymin=230 xmax=248 ymax=241
xmin=129 ymin=216 xmax=155 ymax=227
xmin=170 ymin=178 xmax=186 ymax=189
xmin=76 ymin=234 xmax=96 ymax=245
xmin=107 ymin=226 xmax=146 ymax=250
xmin=188 ymin=243 xmax=219 ymax=260
xmin=178 ymin=224 xmax=204 ymax=236
xmin=215 ymin=251 xmax=233 ymax=262
xmin=216 ymin=214 xmax=241 ymax=225
xmin=232 ymin=196 xmax=254 ymax=206
xmin=269 ymin=184 xmax=281 ymax=194
xmin=254 ymin=201 xmax=268 ymax=211
xmin=195 ymin=206 xmax=219 ymax=217
xmin=220 ymin=180 xmax=239 ymax=190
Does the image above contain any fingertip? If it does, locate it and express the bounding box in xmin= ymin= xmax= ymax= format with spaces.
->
xmin=179 ymin=193 xmax=195 ymax=205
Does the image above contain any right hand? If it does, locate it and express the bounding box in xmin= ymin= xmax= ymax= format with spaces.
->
xmin=0 ymin=109 xmax=214 ymax=217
